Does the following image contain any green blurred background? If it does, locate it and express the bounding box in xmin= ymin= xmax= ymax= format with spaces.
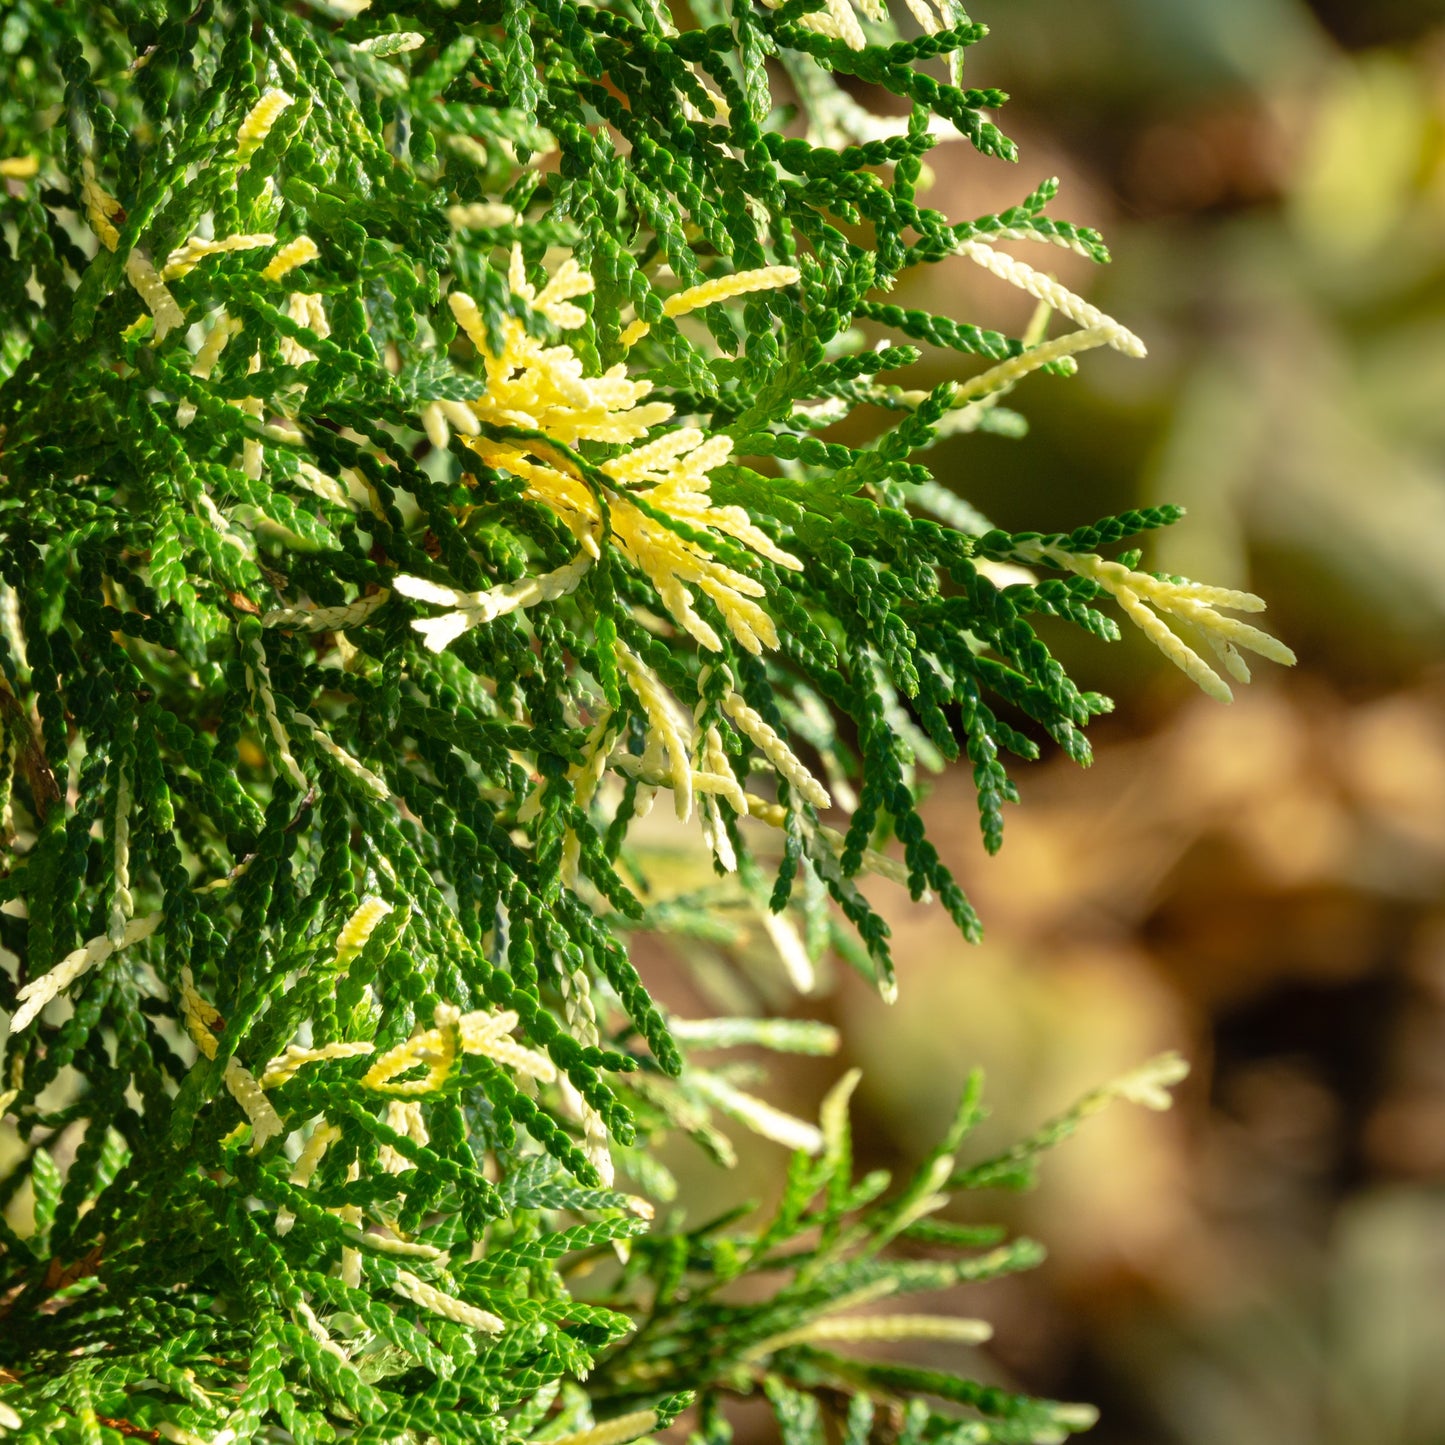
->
xmin=651 ymin=2 xmax=1445 ymax=1441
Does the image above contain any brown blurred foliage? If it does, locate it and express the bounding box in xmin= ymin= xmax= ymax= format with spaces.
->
xmin=839 ymin=676 xmax=1445 ymax=1442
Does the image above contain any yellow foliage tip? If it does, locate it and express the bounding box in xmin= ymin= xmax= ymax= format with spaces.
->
xmin=551 ymin=1410 xmax=660 ymax=1445
xmin=958 ymin=240 xmax=1146 ymax=359
xmin=261 ymin=1040 xmax=376 ymax=1089
xmin=162 ymin=232 xmax=276 ymax=280
xmin=124 ymin=253 xmax=186 ymax=341
xmin=180 ymin=973 xmax=223 ymax=1060
xmin=1018 ymin=543 xmax=1297 ymax=703
xmin=508 ymin=243 xmax=595 ymax=328
xmin=11 ymin=913 xmax=162 ymax=1034
xmin=362 ymin=1004 xmax=556 ymax=1095
xmin=662 ymin=265 xmax=801 ymax=319
xmin=333 ymin=895 xmax=394 ymax=967
xmin=435 ymin=256 xmax=796 ymax=659
xmin=223 ymin=1058 xmax=285 ymax=1150
xmin=395 ymin=554 xmax=592 ymax=653
xmin=236 ymin=88 xmax=293 ymax=162
xmin=79 ymin=159 xmax=122 ymax=252
xmin=722 ymin=690 xmax=831 ymax=810
xmin=393 ymin=1270 xmax=506 ymax=1333
xmin=263 ymin=235 xmax=320 ymax=282
xmin=447 ymin=201 xmax=517 ymax=229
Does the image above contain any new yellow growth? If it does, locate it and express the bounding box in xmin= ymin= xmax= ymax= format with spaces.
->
xmin=263 ymin=235 xmax=320 ymax=282
xmin=193 ymin=310 xmax=242 ymax=378
xmin=334 ymin=895 xmax=394 ymax=967
xmin=379 ymin=1099 xmax=429 ymax=1174
xmin=1015 ymin=542 xmax=1297 ymax=703
xmin=178 ymin=310 xmax=243 ymax=427
xmin=361 ymin=1004 xmax=555 ymax=1096
xmin=223 ymin=1058 xmax=285 ymax=1150
xmin=162 ymin=232 xmax=276 ymax=280
xmin=179 ymin=969 xmax=223 ymax=1059
xmin=447 ymin=202 xmax=517 ymax=229
xmin=79 ymin=159 xmax=122 ymax=252
xmin=662 ymin=265 xmax=801 ymax=318
xmin=618 ymin=650 xmax=696 ymax=821
xmin=750 ymin=1312 xmax=993 ymax=1357
xmin=551 ymin=1410 xmax=659 ymax=1445
xmin=260 ymin=1040 xmax=376 ymax=1089
xmin=11 ymin=913 xmax=162 ymax=1033
xmin=890 ymin=239 xmax=1150 ymax=416
xmin=756 ymin=0 xmax=946 ymax=49
xmin=440 ymin=249 xmax=800 ymax=657
xmin=408 ymin=254 xmax=845 ymax=866
xmin=291 ymin=460 xmax=355 ymax=511
xmin=395 ymin=553 xmax=592 ymax=653
xmin=953 ymin=326 xmax=1120 ymax=406
xmin=393 ymin=1270 xmax=505 ymax=1333
xmin=281 ymin=289 xmax=329 ymax=365
xmin=0 ymin=155 xmax=38 ymax=179
xmin=290 ymin=1121 xmax=342 ymax=1190
xmin=722 ymin=689 xmax=831 ymax=810
xmin=420 ymin=398 xmax=482 ymax=449
xmin=899 ymin=0 xmax=945 ymax=35
xmin=620 ymin=264 xmax=801 ymax=347
xmin=236 ymin=88 xmax=293 ymax=162
xmin=124 ymin=252 xmax=185 ymax=341
xmin=823 ymin=0 xmax=870 ymax=49
xmin=957 ymin=241 xmax=1147 ymax=358
xmin=275 ymin=1120 xmax=342 ymax=1234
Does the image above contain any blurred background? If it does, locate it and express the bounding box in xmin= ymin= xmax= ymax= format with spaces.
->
xmin=651 ymin=1 xmax=1445 ymax=1441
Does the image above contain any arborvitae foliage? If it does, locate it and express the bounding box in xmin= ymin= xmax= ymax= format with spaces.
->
xmin=0 ymin=2 xmax=1291 ymax=1441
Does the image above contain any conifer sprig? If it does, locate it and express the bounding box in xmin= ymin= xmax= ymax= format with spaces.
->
xmin=0 ymin=2 xmax=1285 ymax=1439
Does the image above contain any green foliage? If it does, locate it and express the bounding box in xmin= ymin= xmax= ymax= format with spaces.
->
xmin=0 ymin=1 xmax=1283 ymax=1441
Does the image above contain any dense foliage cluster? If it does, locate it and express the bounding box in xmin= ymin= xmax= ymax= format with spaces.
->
xmin=0 ymin=1 xmax=1289 ymax=1441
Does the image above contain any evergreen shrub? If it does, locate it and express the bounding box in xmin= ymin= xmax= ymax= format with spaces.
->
xmin=0 ymin=1 xmax=1292 ymax=1440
